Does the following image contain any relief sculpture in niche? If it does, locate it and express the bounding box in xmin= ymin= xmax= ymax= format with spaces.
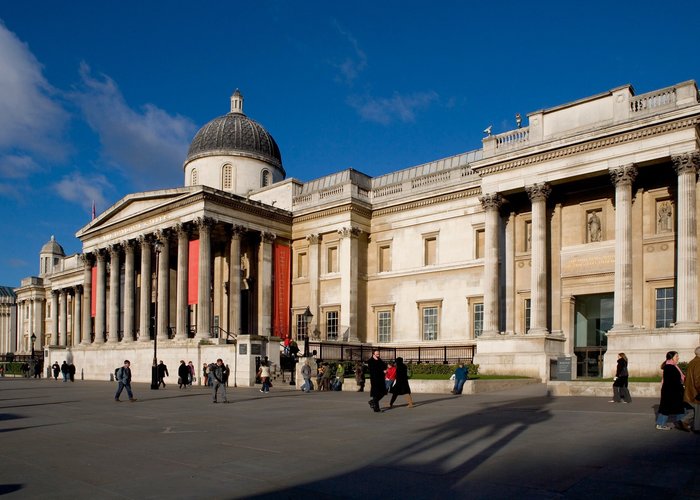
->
xmin=657 ymin=201 xmax=673 ymax=233
xmin=587 ymin=210 xmax=602 ymax=242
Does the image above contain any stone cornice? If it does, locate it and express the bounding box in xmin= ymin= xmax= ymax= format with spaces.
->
xmin=474 ymin=116 xmax=700 ymax=176
xmin=293 ymin=203 xmax=372 ymax=224
xmin=372 ymin=188 xmax=481 ymax=218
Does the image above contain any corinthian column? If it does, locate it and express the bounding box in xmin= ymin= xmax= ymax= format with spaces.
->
xmin=196 ymin=217 xmax=214 ymax=339
xmin=673 ymin=152 xmax=700 ymax=327
xmin=228 ymin=225 xmax=245 ymax=338
xmin=73 ymin=286 xmax=82 ymax=347
xmin=479 ymin=193 xmax=503 ymax=336
xmin=107 ymin=244 xmax=121 ymax=343
xmin=122 ymin=241 xmax=135 ymax=342
xmin=138 ymin=236 xmax=152 ymax=342
xmin=155 ymin=230 xmax=171 ymax=341
xmin=81 ymin=253 xmax=93 ymax=345
xmin=609 ymin=165 xmax=637 ymax=330
xmin=525 ymin=183 xmax=551 ymax=335
xmin=59 ymin=289 xmax=68 ymax=346
xmin=95 ymin=249 xmax=107 ymax=343
xmin=50 ymin=291 xmax=59 ymax=346
xmin=175 ymin=223 xmax=190 ymax=340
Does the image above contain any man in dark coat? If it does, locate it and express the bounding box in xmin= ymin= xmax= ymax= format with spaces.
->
xmin=367 ymin=350 xmax=387 ymax=412
xmin=157 ymin=361 xmax=169 ymax=388
xmin=52 ymin=362 xmax=60 ymax=380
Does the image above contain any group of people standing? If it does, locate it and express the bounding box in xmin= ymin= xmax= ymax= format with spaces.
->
xmin=655 ymin=347 xmax=700 ymax=432
xmin=51 ymin=361 xmax=76 ymax=382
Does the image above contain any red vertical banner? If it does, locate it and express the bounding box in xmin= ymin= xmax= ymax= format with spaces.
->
xmin=273 ymin=243 xmax=291 ymax=339
xmin=91 ymin=265 xmax=97 ymax=317
xmin=188 ymin=239 xmax=199 ymax=305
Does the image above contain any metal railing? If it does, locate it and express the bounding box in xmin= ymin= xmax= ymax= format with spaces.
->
xmin=305 ymin=342 xmax=475 ymax=365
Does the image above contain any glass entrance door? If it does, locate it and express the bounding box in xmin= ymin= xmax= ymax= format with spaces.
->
xmin=574 ymin=293 xmax=613 ymax=378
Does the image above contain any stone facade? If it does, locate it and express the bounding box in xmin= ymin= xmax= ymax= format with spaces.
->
xmin=11 ymin=82 xmax=700 ymax=382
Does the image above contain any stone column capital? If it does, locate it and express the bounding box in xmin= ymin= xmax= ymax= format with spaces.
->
xmin=95 ymin=248 xmax=107 ymax=262
xmin=261 ymin=231 xmax=277 ymax=243
xmin=609 ymin=164 xmax=638 ymax=186
xmin=306 ymin=233 xmax=321 ymax=245
xmin=338 ymin=227 xmax=361 ymax=239
xmin=80 ymin=252 xmax=94 ymax=266
xmin=672 ymin=151 xmax=700 ymax=176
xmin=230 ymin=224 xmax=246 ymax=238
xmin=525 ymin=183 xmax=551 ymax=202
xmin=138 ymin=234 xmax=152 ymax=246
xmin=155 ymin=228 xmax=171 ymax=245
xmin=107 ymin=243 xmax=121 ymax=257
xmin=479 ymin=193 xmax=504 ymax=211
xmin=194 ymin=216 xmax=216 ymax=230
xmin=122 ymin=239 xmax=135 ymax=252
xmin=174 ymin=222 xmax=191 ymax=238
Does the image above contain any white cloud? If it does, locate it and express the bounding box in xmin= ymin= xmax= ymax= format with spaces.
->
xmin=332 ymin=21 xmax=367 ymax=85
xmin=348 ymin=91 xmax=439 ymax=125
xmin=0 ymin=153 xmax=42 ymax=179
xmin=54 ymin=171 xmax=112 ymax=216
xmin=71 ymin=63 xmax=197 ymax=190
xmin=0 ymin=20 xmax=69 ymax=160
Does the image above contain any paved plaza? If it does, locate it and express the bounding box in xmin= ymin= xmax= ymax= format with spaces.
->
xmin=0 ymin=377 xmax=698 ymax=499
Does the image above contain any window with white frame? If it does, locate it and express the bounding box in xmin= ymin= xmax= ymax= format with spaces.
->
xmin=377 ymin=310 xmax=392 ymax=342
xmin=222 ymin=164 xmax=232 ymax=189
xmin=296 ymin=313 xmax=309 ymax=340
xmin=326 ymin=310 xmax=339 ymax=340
xmin=261 ymin=169 xmax=271 ymax=187
xmin=419 ymin=302 xmax=440 ymax=340
xmin=473 ymin=302 xmax=484 ymax=337
xmin=655 ymin=287 xmax=674 ymax=328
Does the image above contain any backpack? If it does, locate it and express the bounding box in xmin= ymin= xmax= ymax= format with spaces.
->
xmin=114 ymin=367 xmax=122 ymax=381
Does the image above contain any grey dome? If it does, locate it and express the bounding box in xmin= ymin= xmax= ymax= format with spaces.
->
xmin=185 ymin=90 xmax=283 ymax=171
xmin=41 ymin=235 xmax=65 ymax=256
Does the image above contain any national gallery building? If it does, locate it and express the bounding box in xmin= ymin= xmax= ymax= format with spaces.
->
xmin=8 ymin=81 xmax=700 ymax=383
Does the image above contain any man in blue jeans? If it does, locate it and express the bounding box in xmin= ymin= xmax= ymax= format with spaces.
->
xmin=451 ymin=363 xmax=469 ymax=395
xmin=115 ymin=360 xmax=137 ymax=402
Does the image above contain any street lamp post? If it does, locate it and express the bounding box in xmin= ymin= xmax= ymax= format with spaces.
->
xmin=150 ymin=243 xmax=161 ymax=390
xmin=301 ymin=306 xmax=313 ymax=357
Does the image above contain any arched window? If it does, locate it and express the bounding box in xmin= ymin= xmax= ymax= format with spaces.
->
xmin=222 ymin=164 xmax=232 ymax=189
xmin=261 ymin=169 xmax=271 ymax=187
xmin=191 ymin=168 xmax=198 ymax=186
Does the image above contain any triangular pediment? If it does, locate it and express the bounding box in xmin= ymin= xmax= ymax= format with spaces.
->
xmin=76 ymin=187 xmax=196 ymax=238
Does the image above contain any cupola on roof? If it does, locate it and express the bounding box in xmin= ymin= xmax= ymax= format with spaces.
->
xmin=185 ymin=90 xmax=283 ymax=169
xmin=41 ymin=235 xmax=65 ymax=256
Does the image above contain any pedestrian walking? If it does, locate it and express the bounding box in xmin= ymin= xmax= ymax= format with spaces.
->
xmin=68 ymin=362 xmax=76 ymax=382
xmin=656 ymin=351 xmax=687 ymax=430
xmin=333 ymin=362 xmax=345 ymax=391
xmin=52 ymin=362 xmax=60 ymax=380
xmin=387 ymin=357 xmax=414 ymax=409
xmin=258 ymin=361 xmax=271 ymax=393
xmin=157 ymin=360 xmax=169 ymax=388
xmin=610 ymin=353 xmax=631 ymax=403
xmin=114 ymin=360 xmax=137 ymax=402
xmin=187 ymin=361 xmax=195 ymax=386
xmin=210 ymin=359 xmax=229 ymax=403
xmin=367 ymin=350 xmax=387 ymax=412
xmin=451 ymin=363 xmax=469 ymax=395
xmin=177 ymin=360 xmax=189 ymax=389
xmin=60 ymin=361 xmax=69 ymax=382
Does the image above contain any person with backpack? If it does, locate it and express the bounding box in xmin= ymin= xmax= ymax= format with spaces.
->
xmin=114 ymin=360 xmax=137 ymax=402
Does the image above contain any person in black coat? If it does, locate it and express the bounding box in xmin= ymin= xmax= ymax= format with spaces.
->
xmin=656 ymin=351 xmax=688 ymax=430
xmin=388 ymin=357 xmax=414 ymax=409
xmin=157 ymin=361 xmax=169 ymax=388
xmin=177 ymin=360 xmax=189 ymax=389
xmin=610 ymin=353 xmax=631 ymax=403
xmin=367 ymin=350 xmax=387 ymax=412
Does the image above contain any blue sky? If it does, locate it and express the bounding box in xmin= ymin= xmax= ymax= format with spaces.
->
xmin=1 ymin=0 xmax=699 ymax=286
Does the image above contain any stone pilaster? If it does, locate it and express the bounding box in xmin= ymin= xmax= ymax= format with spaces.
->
xmin=610 ymin=164 xmax=637 ymax=330
xmin=50 ymin=291 xmax=59 ymax=347
xmin=306 ymin=234 xmax=321 ymax=337
xmin=59 ymin=289 xmax=68 ymax=346
xmin=525 ymin=183 xmax=551 ymax=335
xmin=339 ymin=227 xmax=361 ymax=341
xmin=258 ymin=231 xmax=276 ymax=337
xmin=73 ymin=286 xmax=82 ymax=347
xmin=479 ymin=193 xmax=503 ymax=336
xmin=672 ymin=152 xmax=700 ymax=327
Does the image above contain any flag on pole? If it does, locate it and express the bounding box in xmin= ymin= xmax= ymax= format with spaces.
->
xmin=91 ymin=200 xmax=96 ymax=220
